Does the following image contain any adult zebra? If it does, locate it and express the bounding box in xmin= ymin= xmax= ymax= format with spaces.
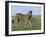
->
xmin=14 ymin=11 xmax=35 ymax=28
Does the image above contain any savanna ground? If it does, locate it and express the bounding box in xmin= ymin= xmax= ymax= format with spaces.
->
xmin=12 ymin=15 xmax=41 ymax=31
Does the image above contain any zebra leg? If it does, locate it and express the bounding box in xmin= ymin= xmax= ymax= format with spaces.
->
xmin=28 ymin=20 xmax=32 ymax=29
xmin=24 ymin=19 xmax=28 ymax=28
